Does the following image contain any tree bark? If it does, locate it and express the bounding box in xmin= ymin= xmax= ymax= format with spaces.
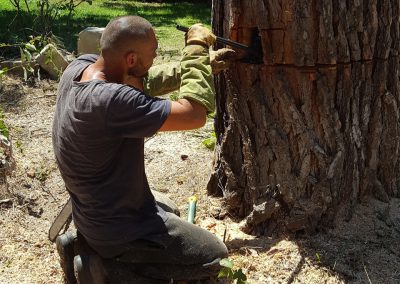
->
xmin=208 ymin=0 xmax=400 ymax=235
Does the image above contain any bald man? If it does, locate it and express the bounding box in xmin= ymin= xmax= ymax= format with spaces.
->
xmin=53 ymin=16 xmax=228 ymax=283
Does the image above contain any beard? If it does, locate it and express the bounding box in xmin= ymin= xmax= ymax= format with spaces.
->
xmin=127 ymin=58 xmax=150 ymax=78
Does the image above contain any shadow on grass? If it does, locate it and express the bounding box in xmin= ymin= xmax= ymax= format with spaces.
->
xmin=0 ymin=1 xmax=210 ymax=54
xmin=223 ymin=225 xmax=397 ymax=283
xmin=99 ymin=1 xmax=210 ymax=27
xmin=293 ymin=227 xmax=400 ymax=283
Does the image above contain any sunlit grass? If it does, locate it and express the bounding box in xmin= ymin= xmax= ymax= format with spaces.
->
xmin=0 ymin=0 xmax=211 ymax=54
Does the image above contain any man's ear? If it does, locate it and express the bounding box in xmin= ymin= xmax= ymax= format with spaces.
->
xmin=126 ymin=52 xmax=137 ymax=67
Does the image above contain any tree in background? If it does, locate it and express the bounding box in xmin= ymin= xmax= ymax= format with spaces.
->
xmin=209 ymin=0 xmax=400 ymax=235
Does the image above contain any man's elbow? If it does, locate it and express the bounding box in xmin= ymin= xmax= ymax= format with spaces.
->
xmin=189 ymin=100 xmax=207 ymax=129
xmin=159 ymin=99 xmax=207 ymax=131
xmin=192 ymin=111 xmax=207 ymax=129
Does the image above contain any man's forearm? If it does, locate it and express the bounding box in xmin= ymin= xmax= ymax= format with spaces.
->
xmin=144 ymin=62 xmax=181 ymax=97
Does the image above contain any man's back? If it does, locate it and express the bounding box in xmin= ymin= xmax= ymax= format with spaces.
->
xmin=52 ymin=54 xmax=171 ymax=247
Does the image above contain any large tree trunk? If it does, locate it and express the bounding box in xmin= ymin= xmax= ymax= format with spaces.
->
xmin=208 ymin=0 xmax=400 ymax=235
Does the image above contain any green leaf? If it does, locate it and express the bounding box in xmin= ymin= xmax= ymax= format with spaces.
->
xmin=207 ymin=111 xmax=215 ymax=119
xmin=219 ymin=258 xmax=234 ymax=269
xmin=26 ymin=66 xmax=34 ymax=73
xmin=217 ymin=267 xmax=229 ymax=278
xmin=233 ymin=268 xmax=247 ymax=283
xmin=0 ymin=68 xmax=8 ymax=77
xmin=218 ymin=267 xmax=234 ymax=279
xmin=24 ymin=49 xmax=32 ymax=62
xmin=315 ymin=252 xmax=321 ymax=263
xmin=25 ymin=43 xmax=37 ymax=52
xmin=0 ymin=119 xmax=10 ymax=139
xmin=20 ymin=47 xmax=25 ymax=62
xmin=202 ymin=132 xmax=216 ymax=150
xmin=202 ymin=137 xmax=215 ymax=150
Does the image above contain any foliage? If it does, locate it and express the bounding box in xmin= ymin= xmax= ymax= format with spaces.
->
xmin=35 ymin=165 xmax=50 ymax=182
xmin=218 ymin=258 xmax=247 ymax=284
xmin=0 ymin=0 xmax=211 ymax=53
xmin=0 ymin=68 xmax=8 ymax=81
xmin=0 ymin=110 xmax=10 ymax=139
xmin=202 ymin=131 xmax=216 ymax=150
xmin=20 ymin=42 xmax=36 ymax=80
xmin=315 ymin=252 xmax=322 ymax=264
xmin=0 ymin=38 xmax=44 ymax=80
xmin=8 ymin=0 xmax=92 ymax=42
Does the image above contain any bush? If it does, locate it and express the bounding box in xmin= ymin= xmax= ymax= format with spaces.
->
xmin=1 ymin=0 xmax=92 ymax=59
xmin=9 ymin=0 xmax=92 ymax=40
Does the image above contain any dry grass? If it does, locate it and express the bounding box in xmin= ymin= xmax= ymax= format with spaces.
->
xmin=0 ymin=76 xmax=399 ymax=284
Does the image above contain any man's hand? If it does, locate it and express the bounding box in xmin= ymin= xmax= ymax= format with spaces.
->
xmin=186 ymin=23 xmax=216 ymax=48
xmin=210 ymin=48 xmax=236 ymax=74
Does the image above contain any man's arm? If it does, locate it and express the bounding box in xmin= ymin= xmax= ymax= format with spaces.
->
xmin=144 ymin=62 xmax=181 ymax=97
xmin=159 ymin=24 xmax=216 ymax=132
xmin=143 ymin=48 xmax=236 ymax=97
xmin=159 ymin=99 xmax=206 ymax=131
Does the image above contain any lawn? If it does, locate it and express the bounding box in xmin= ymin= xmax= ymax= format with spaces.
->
xmin=0 ymin=0 xmax=211 ymax=58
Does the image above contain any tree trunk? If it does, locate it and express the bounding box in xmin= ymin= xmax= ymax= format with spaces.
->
xmin=208 ymin=0 xmax=400 ymax=235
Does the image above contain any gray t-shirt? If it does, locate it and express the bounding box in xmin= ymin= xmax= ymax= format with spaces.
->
xmin=52 ymin=54 xmax=171 ymax=247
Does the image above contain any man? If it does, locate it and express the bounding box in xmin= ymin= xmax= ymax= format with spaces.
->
xmin=52 ymin=15 xmax=232 ymax=283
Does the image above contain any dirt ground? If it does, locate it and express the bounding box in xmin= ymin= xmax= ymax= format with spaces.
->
xmin=0 ymin=76 xmax=399 ymax=284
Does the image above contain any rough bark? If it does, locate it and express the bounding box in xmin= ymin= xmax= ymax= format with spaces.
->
xmin=208 ymin=0 xmax=400 ymax=235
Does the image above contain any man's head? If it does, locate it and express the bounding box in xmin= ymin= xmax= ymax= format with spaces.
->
xmin=100 ymin=16 xmax=158 ymax=77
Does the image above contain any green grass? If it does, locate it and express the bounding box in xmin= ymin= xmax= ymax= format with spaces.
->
xmin=0 ymin=0 xmax=211 ymax=57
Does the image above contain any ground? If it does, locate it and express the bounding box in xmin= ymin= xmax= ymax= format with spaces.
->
xmin=0 ymin=76 xmax=399 ymax=284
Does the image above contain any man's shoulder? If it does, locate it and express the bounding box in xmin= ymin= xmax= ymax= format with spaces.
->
xmin=75 ymin=54 xmax=99 ymax=64
xmin=65 ymin=54 xmax=98 ymax=73
xmin=106 ymin=84 xmax=147 ymax=106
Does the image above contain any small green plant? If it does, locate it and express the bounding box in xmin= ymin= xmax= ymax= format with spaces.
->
xmin=15 ymin=140 xmax=23 ymax=153
xmin=202 ymin=131 xmax=216 ymax=150
xmin=218 ymin=258 xmax=247 ymax=284
xmin=315 ymin=252 xmax=321 ymax=264
xmin=0 ymin=67 xmax=8 ymax=80
xmin=0 ymin=38 xmax=44 ymax=80
xmin=0 ymin=111 xmax=10 ymax=139
xmin=20 ymin=43 xmax=36 ymax=80
xmin=207 ymin=111 xmax=215 ymax=119
xmin=35 ymin=166 xmax=50 ymax=182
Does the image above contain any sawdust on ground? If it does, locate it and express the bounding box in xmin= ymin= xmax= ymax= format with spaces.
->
xmin=0 ymin=76 xmax=399 ymax=284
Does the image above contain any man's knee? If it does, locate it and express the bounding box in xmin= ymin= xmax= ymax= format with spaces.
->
xmin=164 ymin=213 xmax=228 ymax=263
xmin=151 ymin=190 xmax=181 ymax=216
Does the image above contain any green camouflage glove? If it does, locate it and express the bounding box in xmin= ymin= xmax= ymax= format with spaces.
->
xmin=178 ymin=44 xmax=215 ymax=113
xmin=144 ymin=62 xmax=181 ymax=97
xmin=210 ymin=48 xmax=236 ymax=74
xmin=143 ymin=47 xmax=236 ymax=95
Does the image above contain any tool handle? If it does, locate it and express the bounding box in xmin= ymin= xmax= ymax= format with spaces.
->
xmin=176 ymin=25 xmax=249 ymax=51
xmin=187 ymin=196 xmax=197 ymax=224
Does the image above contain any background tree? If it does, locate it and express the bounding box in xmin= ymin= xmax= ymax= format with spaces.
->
xmin=208 ymin=0 xmax=400 ymax=235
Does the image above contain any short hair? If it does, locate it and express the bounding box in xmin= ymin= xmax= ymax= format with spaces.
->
xmin=100 ymin=16 xmax=153 ymax=54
